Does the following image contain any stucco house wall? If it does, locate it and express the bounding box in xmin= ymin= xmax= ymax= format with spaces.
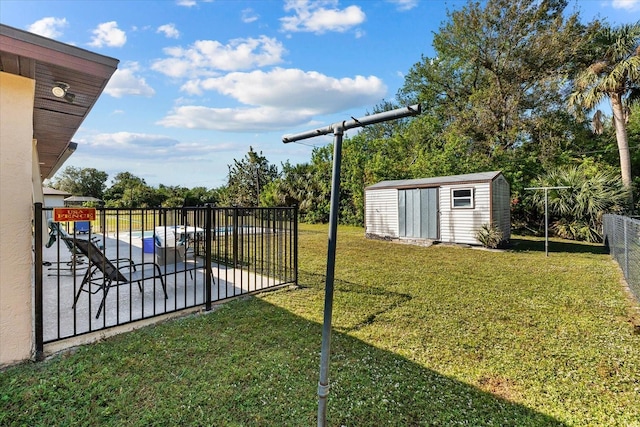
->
xmin=1 ymin=24 xmax=118 ymax=367
xmin=0 ymin=71 xmax=36 ymax=365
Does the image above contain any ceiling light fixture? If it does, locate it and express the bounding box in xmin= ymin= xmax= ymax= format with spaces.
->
xmin=52 ymin=81 xmax=69 ymax=98
xmin=51 ymin=81 xmax=75 ymax=103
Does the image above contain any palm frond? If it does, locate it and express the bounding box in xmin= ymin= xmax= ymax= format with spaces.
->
xmin=530 ymin=164 xmax=629 ymax=241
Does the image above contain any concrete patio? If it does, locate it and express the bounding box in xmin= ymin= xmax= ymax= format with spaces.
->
xmin=41 ymin=232 xmax=281 ymax=344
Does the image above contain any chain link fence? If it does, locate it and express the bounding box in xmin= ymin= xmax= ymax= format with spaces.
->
xmin=603 ymin=214 xmax=640 ymax=302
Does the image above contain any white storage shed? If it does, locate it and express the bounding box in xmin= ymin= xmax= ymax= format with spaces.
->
xmin=43 ymin=187 xmax=71 ymax=208
xmin=365 ymin=171 xmax=510 ymax=245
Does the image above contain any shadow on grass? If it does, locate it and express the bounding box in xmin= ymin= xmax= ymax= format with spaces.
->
xmin=2 ymin=297 xmax=566 ymax=426
xmin=296 ymin=271 xmax=414 ymax=332
xmin=508 ymin=237 xmax=607 ymax=255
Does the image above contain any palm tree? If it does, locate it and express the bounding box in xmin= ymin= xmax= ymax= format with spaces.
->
xmin=530 ymin=164 xmax=629 ymax=242
xmin=568 ymin=21 xmax=640 ymax=190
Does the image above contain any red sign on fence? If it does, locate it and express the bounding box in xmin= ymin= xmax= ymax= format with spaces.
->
xmin=53 ymin=208 xmax=96 ymax=222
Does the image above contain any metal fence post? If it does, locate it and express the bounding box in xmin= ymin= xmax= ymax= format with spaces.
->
xmin=233 ymin=207 xmax=239 ymax=268
xmin=34 ymin=202 xmax=44 ymax=361
xmin=317 ymin=125 xmax=344 ymax=426
xmin=294 ymin=205 xmax=299 ymax=286
xmin=624 ymin=217 xmax=629 ymax=279
xmin=205 ymin=204 xmax=212 ymax=311
xmin=609 ymin=216 xmax=616 ymax=259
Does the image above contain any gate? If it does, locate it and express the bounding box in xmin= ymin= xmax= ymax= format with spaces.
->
xmin=34 ymin=204 xmax=298 ymax=356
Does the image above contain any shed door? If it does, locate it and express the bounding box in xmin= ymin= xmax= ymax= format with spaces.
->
xmin=398 ymin=188 xmax=438 ymax=239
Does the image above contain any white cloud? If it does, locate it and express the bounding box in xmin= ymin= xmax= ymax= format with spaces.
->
xmin=151 ymin=36 xmax=286 ymax=77
xmin=386 ymin=0 xmax=418 ymax=11
xmin=157 ymin=23 xmax=180 ymax=39
xmin=241 ymin=8 xmax=259 ymax=23
xmin=611 ymin=0 xmax=640 ymax=10
xmin=157 ymin=105 xmax=313 ymax=132
xmin=88 ymin=21 xmax=127 ymax=48
xmin=185 ymin=68 xmax=386 ymax=110
xmin=79 ymin=131 xmax=227 ymax=160
xmin=159 ymin=68 xmax=387 ymax=132
xmin=280 ymin=0 xmax=365 ymax=34
xmin=176 ymin=0 xmax=215 ymax=7
xmin=104 ymin=62 xmax=156 ymax=98
xmin=69 ymin=129 xmax=241 ymax=186
xmin=27 ymin=17 xmax=68 ymax=39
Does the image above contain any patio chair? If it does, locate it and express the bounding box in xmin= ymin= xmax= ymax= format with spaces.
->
xmin=45 ymin=221 xmax=98 ymax=273
xmin=67 ymin=236 xmax=167 ymax=319
xmin=47 ymin=222 xmax=135 ymax=277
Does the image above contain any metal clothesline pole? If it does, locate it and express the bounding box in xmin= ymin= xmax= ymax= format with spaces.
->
xmin=283 ymin=104 xmax=421 ymax=427
xmin=524 ymin=186 xmax=570 ymax=256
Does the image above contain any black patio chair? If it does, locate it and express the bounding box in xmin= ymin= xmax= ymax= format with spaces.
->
xmin=67 ymin=236 xmax=167 ymax=319
xmin=45 ymin=221 xmax=88 ymax=268
xmin=46 ymin=221 xmax=122 ymax=276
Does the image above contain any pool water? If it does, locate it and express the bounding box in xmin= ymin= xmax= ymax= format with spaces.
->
xmin=128 ymin=230 xmax=155 ymax=239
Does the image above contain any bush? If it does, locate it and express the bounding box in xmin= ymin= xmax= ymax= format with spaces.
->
xmin=475 ymin=223 xmax=503 ymax=248
xmin=529 ymin=162 xmax=630 ymax=242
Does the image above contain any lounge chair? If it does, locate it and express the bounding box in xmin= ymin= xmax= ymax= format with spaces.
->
xmin=45 ymin=221 xmax=98 ymax=273
xmin=47 ymin=222 xmax=135 ymax=278
xmin=67 ymin=236 xmax=166 ymax=319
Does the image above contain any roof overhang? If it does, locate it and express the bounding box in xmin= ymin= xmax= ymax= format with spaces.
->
xmin=0 ymin=23 xmax=119 ymax=180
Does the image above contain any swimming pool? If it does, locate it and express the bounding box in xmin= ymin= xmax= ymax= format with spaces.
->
xmin=127 ymin=230 xmax=154 ymax=239
xmin=122 ymin=225 xmax=268 ymax=240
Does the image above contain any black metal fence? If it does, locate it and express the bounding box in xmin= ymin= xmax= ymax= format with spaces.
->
xmin=34 ymin=204 xmax=297 ymax=357
xmin=603 ymin=214 xmax=640 ymax=302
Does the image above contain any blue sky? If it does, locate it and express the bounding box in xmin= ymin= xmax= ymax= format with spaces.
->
xmin=2 ymin=0 xmax=639 ymax=189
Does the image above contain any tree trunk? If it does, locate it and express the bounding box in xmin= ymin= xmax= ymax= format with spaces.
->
xmin=610 ymin=94 xmax=632 ymax=190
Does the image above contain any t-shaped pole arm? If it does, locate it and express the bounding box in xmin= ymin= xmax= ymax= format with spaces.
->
xmin=282 ymin=104 xmax=421 ymax=143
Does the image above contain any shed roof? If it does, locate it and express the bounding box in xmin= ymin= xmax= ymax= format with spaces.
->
xmin=365 ymin=171 xmax=503 ymax=191
xmin=43 ymin=187 xmax=71 ymax=196
xmin=64 ymin=196 xmax=102 ymax=202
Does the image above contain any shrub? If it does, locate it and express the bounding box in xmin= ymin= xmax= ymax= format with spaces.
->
xmin=475 ymin=223 xmax=503 ymax=248
xmin=529 ymin=162 xmax=629 ymax=242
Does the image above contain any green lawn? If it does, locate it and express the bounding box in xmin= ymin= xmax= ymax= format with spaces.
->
xmin=2 ymin=224 xmax=639 ymax=426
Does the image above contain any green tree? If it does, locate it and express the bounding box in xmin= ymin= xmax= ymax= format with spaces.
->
xmin=224 ymin=147 xmax=279 ymax=207
xmin=569 ymin=21 xmax=640 ymax=191
xmin=51 ymin=166 xmax=108 ymax=199
xmin=156 ymin=184 xmax=187 ymax=207
xmin=529 ymin=161 xmax=629 ymax=242
xmin=627 ymin=103 xmax=640 ymax=210
xmin=184 ymin=186 xmax=220 ymax=206
xmin=265 ymin=159 xmax=331 ymax=223
xmin=103 ymin=172 xmax=160 ymax=208
xmin=399 ymin=0 xmax=590 ymax=159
